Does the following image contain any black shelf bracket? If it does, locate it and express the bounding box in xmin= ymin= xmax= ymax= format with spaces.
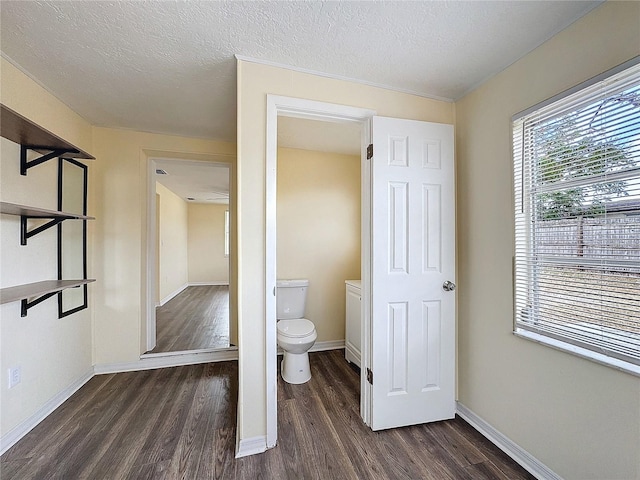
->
xmin=21 ymin=291 xmax=59 ymax=317
xmin=21 ymin=145 xmax=76 ymax=176
xmin=20 ymin=216 xmax=65 ymax=245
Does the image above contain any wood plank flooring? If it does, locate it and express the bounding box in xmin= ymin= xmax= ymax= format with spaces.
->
xmin=1 ymin=351 xmax=534 ymax=479
xmin=149 ymin=285 xmax=230 ymax=353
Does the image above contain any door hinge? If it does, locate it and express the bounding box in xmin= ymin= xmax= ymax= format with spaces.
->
xmin=366 ymin=367 xmax=373 ymax=385
xmin=366 ymin=144 xmax=373 ymax=160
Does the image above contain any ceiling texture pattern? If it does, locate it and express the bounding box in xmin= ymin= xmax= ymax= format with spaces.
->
xmin=153 ymin=158 xmax=230 ymax=204
xmin=0 ymin=1 xmax=601 ymax=143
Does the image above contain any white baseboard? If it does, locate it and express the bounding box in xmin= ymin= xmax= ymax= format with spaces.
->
xmin=0 ymin=368 xmax=94 ymax=456
xmin=188 ymin=282 xmax=229 ymax=286
xmin=159 ymin=283 xmax=188 ymax=307
xmin=456 ymin=402 xmax=561 ymax=480
xmin=235 ymin=435 xmax=267 ymax=458
xmin=95 ymin=348 xmax=238 ymax=374
xmin=277 ymin=340 xmax=345 ymax=356
xmin=310 ymin=340 xmax=345 ymax=352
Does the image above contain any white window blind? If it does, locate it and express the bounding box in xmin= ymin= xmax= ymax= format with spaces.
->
xmin=513 ymin=61 xmax=640 ymax=367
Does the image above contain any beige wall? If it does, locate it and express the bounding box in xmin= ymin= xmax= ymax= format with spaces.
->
xmin=455 ymin=3 xmax=640 ymax=479
xmin=0 ymin=55 xmax=240 ymax=438
xmin=0 ymin=58 xmax=93 ymax=437
xmin=237 ymin=59 xmax=455 ymax=440
xmin=188 ymin=203 xmax=229 ymax=285
xmin=156 ymin=182 xmax=189 ymax=303
xmin=0 ymin=59 xmax=93 ymax=155
xmin=277 ymin=147 xmax=360 ymax=342
xmin=91 ymin=127 xmax=238 ymax=363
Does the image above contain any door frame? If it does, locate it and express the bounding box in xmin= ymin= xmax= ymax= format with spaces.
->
xmin=143 ymin=153 xmax=235 ymax=354
xmin=265 ymin=95 xmax=376 ymax=447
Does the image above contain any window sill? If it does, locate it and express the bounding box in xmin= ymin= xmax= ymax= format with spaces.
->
xmin=514 ymin=329 xmax=640 ymax=378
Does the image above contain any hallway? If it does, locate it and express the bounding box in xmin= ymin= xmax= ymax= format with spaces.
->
xmin=149 ymin=285 xmax=230 ymax=353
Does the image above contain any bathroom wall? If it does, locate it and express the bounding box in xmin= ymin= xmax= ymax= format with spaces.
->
xmin=188 ymin=203 xmax=229 ymax=285
xmin=156 ymin=182 xmax=189 ymax=304
xmin=276 ymin=147 xmax=361 ymax=343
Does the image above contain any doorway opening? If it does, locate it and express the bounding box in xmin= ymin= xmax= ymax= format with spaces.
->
xmin=265 ymin=95 xmax=376 ymax=447
xmin=142 ymin=154 xmax=237 ymax=359
xmin=265 ymin=97 xmax=457 ymax=449
xmin=275 ymin=116 xmax=362 ymax=376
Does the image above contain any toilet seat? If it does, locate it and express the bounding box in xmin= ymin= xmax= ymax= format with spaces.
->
xmin=277 ymin=318 xmax=315 ymax=338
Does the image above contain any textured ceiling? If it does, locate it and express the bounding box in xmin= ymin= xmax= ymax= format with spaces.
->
xmin=0 ymin=1 xmax=601 ymax=143
xmin=153 ymin=158 xmax=230 ymax=204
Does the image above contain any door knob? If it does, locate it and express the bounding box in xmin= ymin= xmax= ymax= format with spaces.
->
xmin=443 ymin=281 xmax=456 ymax=292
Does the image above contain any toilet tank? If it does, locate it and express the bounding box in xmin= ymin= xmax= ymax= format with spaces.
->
xmin=276 ymin=279 xmax=309 ymax=320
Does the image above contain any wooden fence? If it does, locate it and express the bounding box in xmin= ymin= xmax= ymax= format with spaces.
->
xmin=535 ymin=216 xmax=640 ymax=260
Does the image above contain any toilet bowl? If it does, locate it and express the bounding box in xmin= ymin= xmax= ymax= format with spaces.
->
xmin=276 ymin=279 xmax=317 ymax=384
xmin=277 ymin=319 xmax=317 ymax=383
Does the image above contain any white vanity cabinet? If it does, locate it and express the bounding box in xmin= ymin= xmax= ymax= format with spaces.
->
xmin=345 ymin=280 xmax=362 ymax=367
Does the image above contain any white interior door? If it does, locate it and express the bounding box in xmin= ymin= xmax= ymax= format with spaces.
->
xmin=370 ymin=116 xmax=455 ymax=430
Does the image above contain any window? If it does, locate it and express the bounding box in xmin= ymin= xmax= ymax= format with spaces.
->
xmin=224 ymin=209 xmax=230 ymax=257
xmin=513 ymin=60 xmax=640 ymax=373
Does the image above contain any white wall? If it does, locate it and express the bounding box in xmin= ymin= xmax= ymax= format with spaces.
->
xmin=188 ymin=203 xmax=229 ymax=285
xmin=455 ymin=3 xmax=640 ymax=479
xmin=276 ymin=147 xmax=360 ymax=342
xmin=156 ymin=182 xmax=188 ymax=303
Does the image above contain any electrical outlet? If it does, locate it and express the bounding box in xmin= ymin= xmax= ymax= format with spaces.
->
xmin=8 ymin=367 xmax=21 ymax=389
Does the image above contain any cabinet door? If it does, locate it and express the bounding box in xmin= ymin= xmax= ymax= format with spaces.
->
xmin=345 ymin=284 xmax=362 ymax=367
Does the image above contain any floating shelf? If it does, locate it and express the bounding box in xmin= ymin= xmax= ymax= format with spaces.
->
xmin=1 ymin=104 xmax=94 ymax=160
xmin=0 ymin=279 xmax=96 ymax=316
xmin=0 ymin=201 xmax=94 ymax=245
xmin=0 ymin=279 xmax=96 ymax=305
xmin=1 ymin=105 xmax=96 ymax=318
xmin=1 ymin=104 xmax=94 ymax=175
xmin=0 ymin=201 xmax=94 ymax=220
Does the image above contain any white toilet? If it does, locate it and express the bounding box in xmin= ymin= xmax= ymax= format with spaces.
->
xmin=276 ymin=279 xmax=317 ymax=384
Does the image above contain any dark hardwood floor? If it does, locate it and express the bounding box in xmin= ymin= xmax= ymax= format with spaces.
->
xmin=149 ymin=285 xmax=230 ymax=354
xmin=0 ymin=351 xmax=534 ymax=479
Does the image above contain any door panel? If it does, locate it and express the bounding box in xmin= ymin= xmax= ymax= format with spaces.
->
xmin=371 ymin=116 xmax=455 ymax=430
xmin=389 ymin=182 xmax=408 ymax=273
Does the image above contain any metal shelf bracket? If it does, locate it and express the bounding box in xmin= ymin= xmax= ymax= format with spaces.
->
xmin=21 ymin=145 xmax=75 ymax=175
xmin=20 ymin=216 xmax=65 ymax=245
xmin=20 ymin=291 xmax=59 ymax=317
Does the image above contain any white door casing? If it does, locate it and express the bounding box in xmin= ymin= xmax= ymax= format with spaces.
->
xmin=264 ymin=95 xmax=376 ymax=450
xmin=370 ymin=116 xmax=455 ymax=430
xmin=143 ymin=155 xmax=234 ymax=355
